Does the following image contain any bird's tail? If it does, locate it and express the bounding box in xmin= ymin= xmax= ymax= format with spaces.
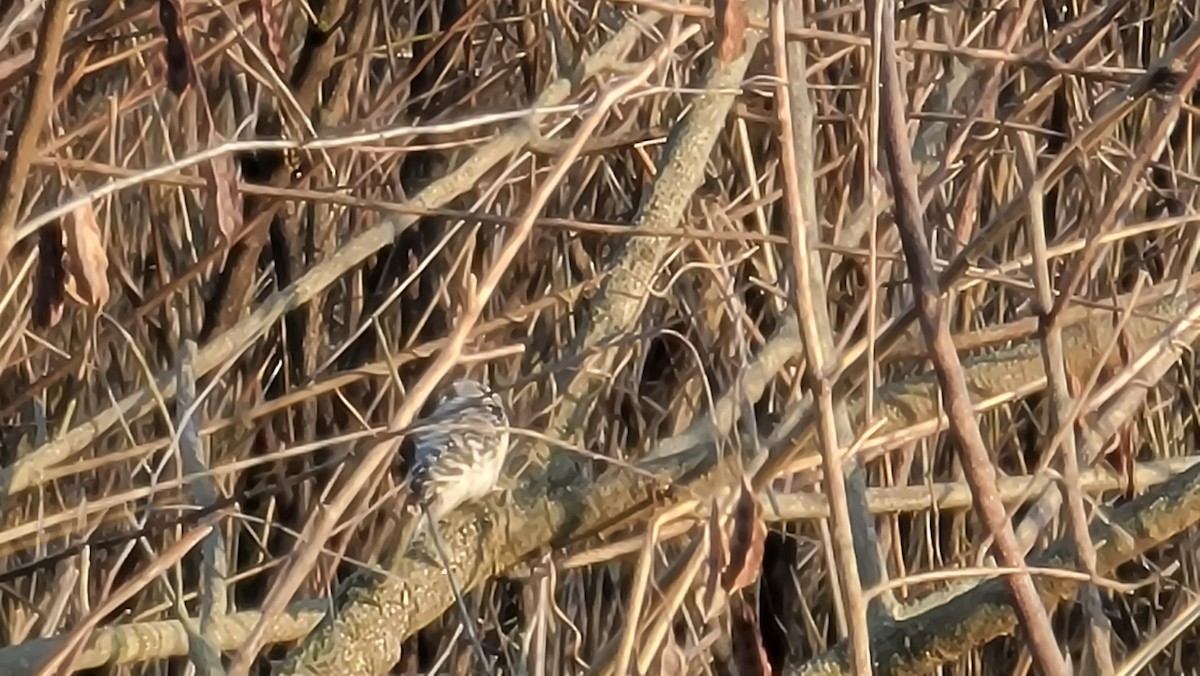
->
xmin=385 ymin=503 xmax=428 ymax=573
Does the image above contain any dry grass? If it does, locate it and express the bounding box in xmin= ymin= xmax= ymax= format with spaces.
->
xmin=2 ymin=0 xmax=1200 ymax=674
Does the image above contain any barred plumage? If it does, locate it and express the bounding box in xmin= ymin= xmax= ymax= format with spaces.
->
xmin=406 ymin=378 xmax=510 ymax=524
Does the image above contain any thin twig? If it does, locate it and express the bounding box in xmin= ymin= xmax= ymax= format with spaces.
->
xmin=872 ymin=0 xmax=1067 ymax=672
xmin=1015 ymin=131 xmax=1113 ymax=674
xmin=175 ymin=340 xmax=228 ymax=675
xmin=769 ymin=0 xmax=871 ymax=671
xmin=242 ymin=24 xmax=693 ymax=675
xmin=0 ymin=0 xmax=70 ymax=269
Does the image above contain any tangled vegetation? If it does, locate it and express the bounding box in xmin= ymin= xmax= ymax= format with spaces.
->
xmin=1 ymin=0 xmax=1200 ymax=674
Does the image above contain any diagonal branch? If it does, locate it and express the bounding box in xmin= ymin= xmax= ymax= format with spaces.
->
xmin=0 ymin=13 xmax=660 ymax=503
xmin=238 ymin=21 xmax=701 ymax=675
xmin=2 ymin=280 xmax=1198 ymax=673
xmin=276 ymin=6 xmax=772 ymax=672
xmin=872 ymin=0 xmax=1066 ymax=672
xmin=791 ymin=457 xmax=1200 ymax=675
xmin=545 ymin=0 xmax=769 ymax=442
xmin=279 ymin=282 xmax=1200 ymax=676
xmin=770 ymin=0 xmax=876 ymax=669
xmin=0 ymin=0 xmax=71 ymax=270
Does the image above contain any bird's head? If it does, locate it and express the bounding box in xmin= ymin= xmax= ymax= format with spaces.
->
xmin=444 ymin=378 xmax=492 ymax=403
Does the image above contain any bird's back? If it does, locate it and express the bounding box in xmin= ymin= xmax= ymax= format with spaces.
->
xmin=408 ymin=379 xmax=510 ymax=522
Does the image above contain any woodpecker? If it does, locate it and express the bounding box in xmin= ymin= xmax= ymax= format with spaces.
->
xmin=394 ymin=378 xmax=511 ymax=554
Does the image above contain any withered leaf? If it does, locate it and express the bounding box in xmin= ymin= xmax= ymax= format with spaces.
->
xmin=730 ymin=594 xmax=773 ymax=675
xmin=62 ymin=199 xmax=110 ymax=309
xmin=699 ymin=499 xmax=729 ymax=620
xmin=715 ymin=0 xmax=747 ymax=63
xmin=157 ymin=0 xmax=194 ymax=95
xmin=254 ymin=0 xmax=288 ymax=75
xmin=199 ymin=130 xmax=243 ymax=241
xmin=721 ymin=475 xmax=766 ymax=594
xmin=656 ymin=634 xmax=687 ymax=676
xmin=32 ymin=224 xmax=66 ymax=329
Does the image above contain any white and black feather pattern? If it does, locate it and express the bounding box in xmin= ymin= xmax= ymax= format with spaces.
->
xmin=407 ymin=379 xmax=510 ymax=523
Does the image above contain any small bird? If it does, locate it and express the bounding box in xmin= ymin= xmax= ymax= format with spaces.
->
xmin=392 ymin=378 xmax=511 ymax=557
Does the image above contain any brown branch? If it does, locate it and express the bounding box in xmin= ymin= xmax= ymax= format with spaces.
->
xmin=0 ymin=0 xmax=71 ymax=270
xmin=790 ymin=456 xmax=1200 ymax=675
xmin=275 ymin=6 xmax=772 ymax=671
xmin=0 ymin=602 xmax=325 ymax=672
xmin=770 ymin=0 xmax=872 ymax=671
xmin=872 ymin=0 xmax=1066 ymax=672
xmin=34 ymin=519 xmax=217 ymax=674
xmin=272 ymin=284 xmax=1200 ymax=675
xmin=1016 ymin=131 xmax=1114 ymax=672
xmin=238 ymin=24 xmax=696 ymax=675
xmin=273 ymin=316 xmax=799 ymax=675
xmin=0 ymin=449 xmax=1192 ymax=671
xmin=2 ymin=285 xmax=1198 ymax=672
xmin=0 ymin=12 xmax=650 ymax=503
xmin=545 ymin=2 xmax=769 ymax=442
xmin=835 ymin=3 xmax=1200 ymax=396
xmin=204 ymin=0 xmax=350 ymax=337
xmin=173 ymin=341 xmax=228 ymax=676
xmin=827 ymin=291 xmax=1200 ymax=676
